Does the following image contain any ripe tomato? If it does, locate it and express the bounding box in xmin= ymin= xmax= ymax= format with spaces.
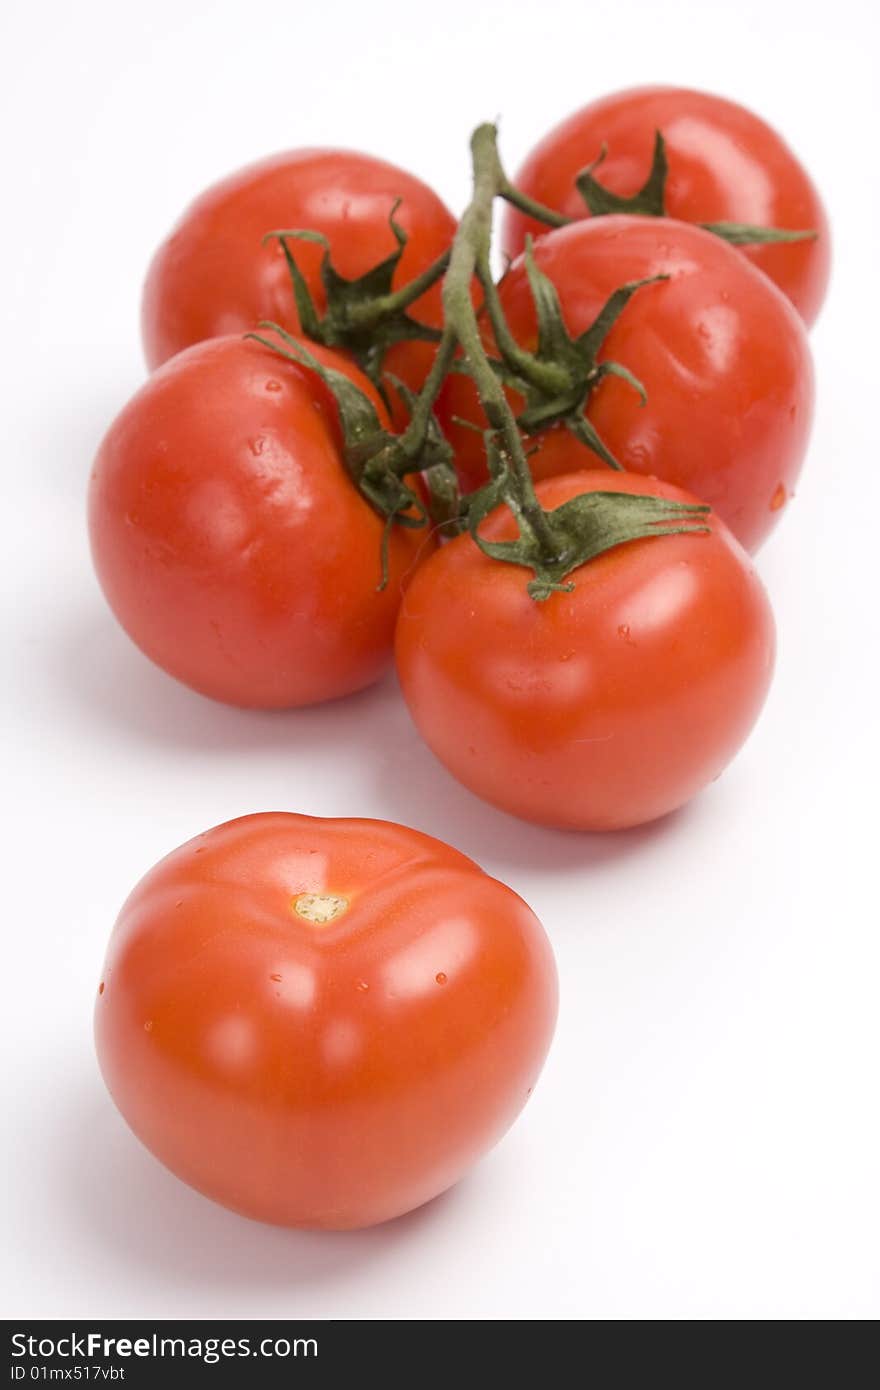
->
xmin=395 ymin=471 xmax=775 ymax=832
xmin=95 ymin=812 xmax=558 ymax=1229
xmin=438 ymin=216 xmax=813 ymax=552
xmin=503 ymin=86 xmax=830 ymax=326
xmin=89 ymin=334 xmax=429 ymax=709
xmin=141 ymin=148 xmax=456 ymax=411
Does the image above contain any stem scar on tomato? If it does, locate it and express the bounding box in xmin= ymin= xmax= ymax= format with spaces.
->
xmin=293 ymin=893 xmax=349 ymax=924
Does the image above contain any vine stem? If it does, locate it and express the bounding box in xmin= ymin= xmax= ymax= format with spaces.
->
xmin=438 ymin=123 xmax=561 ymax=558
xmin=476 ymin=264 xmax=568 ymax=395
xmin=498 ymin=175 xmax=571 ymax=229
xmin=252 ymin=123 xmax=713 ymax=595
xmin=374 ymin=143 xmax=568 ymax=340
xmin=399 ymin=329 xmax=457 ymax=460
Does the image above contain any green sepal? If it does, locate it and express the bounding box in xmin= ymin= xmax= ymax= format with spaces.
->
xmin=491 ymin=239 xmax=660 ymax=463
xmin=573 ymin=273 xmax=661 ymax=363
xmin=564 ymin=415 xmax=624 ymax=472
xmin=263 ymin=202 xmax=442 ymax=389
xmin=574 ymin=129 xmax=818 ymax=248
xmin=247 ymin=323 xmax=387 ymax=475
xmin=266 ymin=230 xmax=326 ymax=340
xmin=245 ymin=324 xmax=438 ymax=587
xmin=698 ymin=221 xmax=818 ymax=246
xmin=589 ymin=359 xmax=647 ymax=404
xmin=576 ymin=131 xmax=668 ymax=217
xmin=467 ymin=479 xmax=711 ymax=601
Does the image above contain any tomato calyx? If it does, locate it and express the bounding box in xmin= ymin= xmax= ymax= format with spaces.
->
xmin=264 ymin=204 xmax=448 ymax=390
xmin=387 ymin=374 xmax=463 ymax=531
xmin=576 ymin=131 xmax=818 ymax=248
xmin=577 ymin=130 xmax=669 ymax=218
xmin=466 ymin=440 xmax=709 ymax=601
xmin=251 ymin=124 xmax=715 ymax=603
xmin=246 ymin=325 xmax=459 ymax=582
xmin=427 ymin=122 xmax=713 ymax=601
xmin=479 ymin=238 xmax=662 ymax=470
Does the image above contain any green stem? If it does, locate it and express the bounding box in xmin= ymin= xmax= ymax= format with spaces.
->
xmin=442 ymin=124 xmax=560 ymax=558
xmin=399 ymin=329 xmax=458 ymax=463
xmin=498 ymin=176 xmax=571 ymax=230
xmin=477 ymin=262 xmax=569 ymax=395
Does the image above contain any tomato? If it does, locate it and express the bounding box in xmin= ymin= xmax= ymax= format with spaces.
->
xmin=89 ymin=334 xmax=429 ymax=709
xmin=503 ymin=86 xmax=830 ymax=326
xmin=438 ymin=216 xmax=813 ymax=552
xmin=95 ymin=812 xmax=558 ymax=1229
xmin=395 ymin=471 xmax=775 ymax=832
xmin=141 ymin=148 xmax=456 ymax=412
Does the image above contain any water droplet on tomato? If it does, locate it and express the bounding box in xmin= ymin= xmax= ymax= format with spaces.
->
xmin=770 ymin=483 xmax=787 ymax=511
xmin=265 ymin=379 xmax=282 ymax=393
xmin=98 ymin=982 xmax=104 ymax=995
xmin=269 ymin=973 xmax=282 ymax=983
xmin=435 ymin=972 xmax=448 ymax=986
xmin=144 ymin=1020 xmax=153 ymax=1032
xmin=249 ymin=436 xmax=266 ymax=456
xmin=356 ymin=980 xmax=369 ymax=992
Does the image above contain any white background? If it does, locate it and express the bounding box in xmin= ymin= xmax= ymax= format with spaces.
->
xmin=2 ymin=0 xmax=878 ymax=1322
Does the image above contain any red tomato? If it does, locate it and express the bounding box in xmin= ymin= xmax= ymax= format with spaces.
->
xmin=95 ymin=812 xmax=558 ymax=1229
xmin=395 ymin=471 xmax=775 ymax=832
xmin=503 ymin=86 xmax=830 ymax=325
xmin=141 ymin=148 xmax=456 ymax=411
xmin=438 ymin=216 xmax=813 ymax=552
xmin=89 ymin=334 xmax=429 ymax=709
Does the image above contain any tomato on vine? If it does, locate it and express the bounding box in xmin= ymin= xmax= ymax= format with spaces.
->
xmin=502 ymin=86 xmax=830 ymax=325
xmin=439 ymin=215 xmax=814 ymax=551
xmin=396 ymin=471 xmax=775 ymax=832
xmin=95 ymin=813 xmax=558 ymax=1228
xmin=89 ymin=333 xmax=435 ymax=709
xmin=142 ymin=148 xmax=457 ymax=419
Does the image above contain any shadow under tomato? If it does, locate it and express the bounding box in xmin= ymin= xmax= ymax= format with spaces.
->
xmin=53 ymin=1077 xmax=478 ymax=1302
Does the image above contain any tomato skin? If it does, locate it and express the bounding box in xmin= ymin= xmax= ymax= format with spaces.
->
xmin=95 ymin=812 xmax=558 ymax=1229
xmin=438 ymin=216 xmax=813 ymax=552
xmin=503 ymin=86 xmax=830 ymax=326
xmin=141 ymin=148 xmax=456 ymax=410
xmin=395 ymin=472 xmax=775 ymax=832
xmin=89 ymin=335 xmax=428 ymax=709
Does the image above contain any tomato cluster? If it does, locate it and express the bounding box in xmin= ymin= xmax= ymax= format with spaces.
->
xmin=89 ymin=87 xmax=827 ymax=1228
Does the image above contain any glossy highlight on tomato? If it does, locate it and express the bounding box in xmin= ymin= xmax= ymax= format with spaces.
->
xmin=396 ymin=471 xmax=775 ymax=832
xmin=142 ymin=148 xmax=456 ymax=405
xmin=89 ymin=334 xmax=429 ymax=708
xmin=503 ymin=86 xmax=831 ymax=325
xmin=438 ymin=216 xmax=814 ymax=551
xmin=95 ymin=813 xmax=558 ymax=1229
